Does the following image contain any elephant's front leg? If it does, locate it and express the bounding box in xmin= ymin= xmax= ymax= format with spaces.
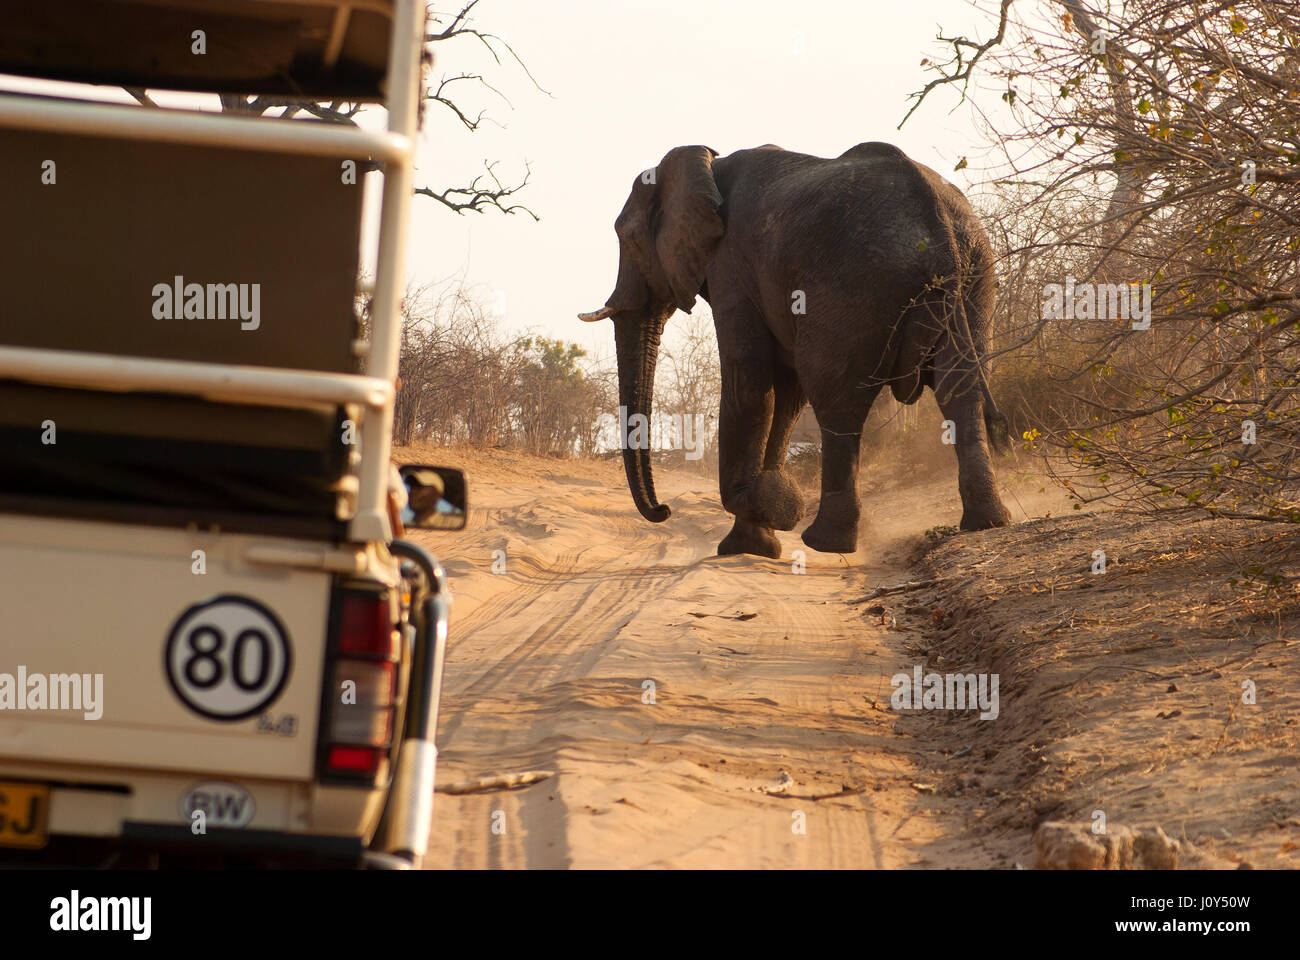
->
xmin=763 ymin=363 xmax=806 ymax=472
xmin=716 ymin=358 xmax=805 ymax=559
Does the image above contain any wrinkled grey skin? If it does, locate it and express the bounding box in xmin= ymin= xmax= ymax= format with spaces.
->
xmin=580 ymin=142 xmax=1012 ymax=558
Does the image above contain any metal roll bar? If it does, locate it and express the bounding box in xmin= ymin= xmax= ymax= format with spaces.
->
xmin=0 ymin=0 xmax=426 ymax=545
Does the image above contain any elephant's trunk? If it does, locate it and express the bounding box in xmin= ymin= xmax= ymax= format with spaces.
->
xmin=613 ymin=313 xmax=670 ymax=523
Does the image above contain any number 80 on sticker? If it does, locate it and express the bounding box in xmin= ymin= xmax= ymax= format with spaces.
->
xmin=164 ymin=595 xmax=292 ymax=721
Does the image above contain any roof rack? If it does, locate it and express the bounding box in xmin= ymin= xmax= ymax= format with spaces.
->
xmin=0 ymin=0 xmax=404 ymax=100
xmin=0 ymin=0 xmax=427 ymax=542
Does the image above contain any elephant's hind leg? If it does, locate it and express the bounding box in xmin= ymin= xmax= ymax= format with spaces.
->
xmin=800 ymin=378 xmax=882 ymax=555
xmin=933 ymin=351 xmax=1012 ymax=531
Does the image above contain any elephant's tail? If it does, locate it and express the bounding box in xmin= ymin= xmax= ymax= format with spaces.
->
xmin=945 ymin=208 xmax=1011 ymax=456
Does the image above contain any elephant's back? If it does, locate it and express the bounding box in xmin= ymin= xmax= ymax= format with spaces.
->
xmin=779 ymin=151 xmax=953 ymax=274
xmin=836 ymin=141 xmax=911 ymax=164
xmin=828 ymin=147 xmax=992 ymax=281
xmin=716 ymin=144 xmax=977 ymax=304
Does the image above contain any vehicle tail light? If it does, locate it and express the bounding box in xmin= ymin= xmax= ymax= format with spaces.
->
xmin=319 ymin=587 xmax=400 ymax=784
xmin=330 ymin=661 xmax=395 ymax=743
xmin=325 ymin=746 xmax=385 ymax=777
xmin=337 ymin=592 xmax=400 ymax=657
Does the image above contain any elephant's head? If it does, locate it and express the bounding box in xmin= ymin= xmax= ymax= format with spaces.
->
xmin=578 ymin=145 xmax=724 ymax=523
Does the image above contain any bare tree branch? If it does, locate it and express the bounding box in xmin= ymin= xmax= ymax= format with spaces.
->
xmin=899 ymin=0 xmax=1015 ymax=128
xmin=414 ymin=160 xmax=539 ymax=219
xmin=120 ymin=2 xmax=545 ymax=220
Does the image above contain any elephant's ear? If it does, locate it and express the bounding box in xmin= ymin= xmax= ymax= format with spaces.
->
xmin=654 ymin=146 xmax=724 ymax=313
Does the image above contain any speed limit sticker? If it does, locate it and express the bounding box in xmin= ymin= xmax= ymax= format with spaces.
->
xmin=164 ymin=595 xmax=292 ymax=721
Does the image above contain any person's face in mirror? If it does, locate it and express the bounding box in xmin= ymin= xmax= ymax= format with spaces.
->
xmin=404 ymin=474 xmax=464 ymax=529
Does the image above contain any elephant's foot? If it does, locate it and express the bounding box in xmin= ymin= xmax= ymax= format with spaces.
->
xmin=747 ymin=469 xmax=805 ymax=531
xmin=959 ymin=499 xmax=1012 ymax=531
xmin=801 ymin=491 xmax=860 ymax=554
xmin=719 ymin=519 xmax=782 ymax=559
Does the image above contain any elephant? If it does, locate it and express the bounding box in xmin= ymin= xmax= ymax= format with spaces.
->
xmin=579 ymin=142 xmax=1012 ymax=559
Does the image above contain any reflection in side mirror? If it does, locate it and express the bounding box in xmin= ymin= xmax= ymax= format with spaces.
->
xmin=399 ymin=464 xmax=468 ymax=531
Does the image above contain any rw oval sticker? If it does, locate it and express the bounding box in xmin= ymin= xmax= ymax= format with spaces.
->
xmin=180 ymin=782 xmax=255 ymax=828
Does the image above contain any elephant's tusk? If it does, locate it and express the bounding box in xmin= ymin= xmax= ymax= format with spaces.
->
xmin=578 ymin=306 xmax=615 ymax=322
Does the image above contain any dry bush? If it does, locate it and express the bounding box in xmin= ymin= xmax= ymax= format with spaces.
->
xmin=390 ymin=284 xmax=613 ymax=457
xmin=914 ymin=0 xmax=1300 ymax=521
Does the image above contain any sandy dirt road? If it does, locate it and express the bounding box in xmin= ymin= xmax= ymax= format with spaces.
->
xmin=401 ymin=445 xmax=1058 ymax=869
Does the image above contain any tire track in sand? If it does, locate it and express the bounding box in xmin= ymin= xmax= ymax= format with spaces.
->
xmin=418 ymin=459 xmax=973 ymax=868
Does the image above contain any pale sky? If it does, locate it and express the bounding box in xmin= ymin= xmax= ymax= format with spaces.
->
xmin=0 ymin=0 xmax=1018 ymax=357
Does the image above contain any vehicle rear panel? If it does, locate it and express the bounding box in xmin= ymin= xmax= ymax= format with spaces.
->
xmin=0 ymin=514 xmax=331 ymax=780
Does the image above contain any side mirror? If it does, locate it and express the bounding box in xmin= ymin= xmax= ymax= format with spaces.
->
xmin=398 ymin=464 xmax=468 ymax=531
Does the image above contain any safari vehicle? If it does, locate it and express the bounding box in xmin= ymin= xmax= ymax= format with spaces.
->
xmin=0 ymin=0 xmax=463 ymax=868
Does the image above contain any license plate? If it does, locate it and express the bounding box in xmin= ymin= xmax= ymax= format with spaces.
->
xmin=0 ymin=781 xmax=50 ymax=849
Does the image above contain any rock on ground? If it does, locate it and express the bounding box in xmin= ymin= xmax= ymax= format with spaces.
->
xmin=1035 ymin=821 xmax=1179 ymax=870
